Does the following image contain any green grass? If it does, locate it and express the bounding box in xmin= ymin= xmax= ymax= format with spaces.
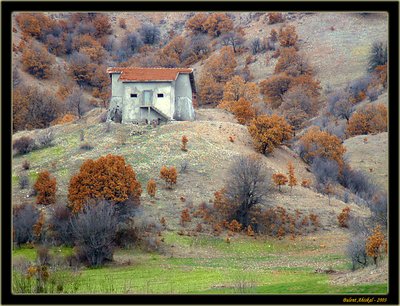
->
xmin=11 ymin=234 xmax=387 ymax=294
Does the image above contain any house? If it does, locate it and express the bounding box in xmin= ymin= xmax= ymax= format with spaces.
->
xmin=106 ymin=67 xmax=196 ymax=124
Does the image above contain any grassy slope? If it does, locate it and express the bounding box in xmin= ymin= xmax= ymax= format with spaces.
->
xmin=11 ymin=109 xmax=386 ymax=294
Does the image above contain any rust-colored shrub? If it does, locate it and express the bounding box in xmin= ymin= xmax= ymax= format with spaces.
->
xmin=247 ymin=225 xmax=255 ymax=236
xmin=259 ymin=73 xmax=293 ymax=108
xmin=287 ymin=161 xmax=297 ymax=191
xmin=160 ymin=166 xmax=178 ymax=189
xmin=279 ymin=25 xmax=298 ymax=48
xmin=180 ymin=208 xmax=192 ymax=226
xmin=248 ymin=114 xmax=293 ymax=154
xmin=301 ymin=179 xmax=311 ymax=188
xmin=186 ymin=13 xmax=209 ymax=34
xmin=309 ymin=213 xmax=320 ymax=230
xmin=146 ymin=179 xmax=157 ymax=198
xmin=68 ymin=154 xmax=142 ymax=213
xmin=267 ymin=13 xmax=284 ymax=24
xmin=181 ymin=135 xmax=188 ymax=151
xmin=119 ymin=18 xmax=127 ymax=29
xmin=337 ymin=206 xmax=351 ymax=228
xmin=366 ymin=225 xmax=386 ymax=266
xmin=272 ymin=173 xmax=288 ymax=192
xmin=34 ymin=171 xmax=57 ymax=205
xmin=346 ymin=104 xmax=387 ymax=137
xmin=229 ymin=136 xmax=235 ymax=142
xmin=51 ymin=113 xmax=78 ymax=126
xmin=275 ymin=47 xmax=312 ymax=77
xmin=203 ymin=13 xmax=234 ymax=37
xmin=21 ymin=42 xmax=55 ymax=79
xmin=298 ymin=126 xmax=346 ymax=170
xmin=196 ymin=223 xmax=203 ymax=232
xmin=228 ymin=220 xmax=242 ymax=232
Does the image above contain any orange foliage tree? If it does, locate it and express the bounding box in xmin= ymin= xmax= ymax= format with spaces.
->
xmin=287 ymin=161 xmax=297 ymax=191
xmin=33 ymin=171 xmax=57 ymax=205
xmin=272 ymin=173 xmax=288 ymax=191
xmin=203 ymin=13 xmax=234 ymax=37
xmin=248 ymin=114 xmax=293 ymax=154
xmin=186 ymin=13 xmax=209 ymax=34
xmin=366 ymin=225 xmax=387 ymax=266
xmin=298 ymin=126 xmax=346 ymax=170
xmin=337 ymin=207 xmax=351 ymax=228
xmin=160 ymin=166 xmax=178 ymax=189
xmin=259 ymin=73 xmax=293 ymax=108
xmin=198 ymin=47 xmax=237 ymax=105
xmin=15 ymin=13 xmax=53 ymax=39
xmin=275 ymin=47 xmax=312 ymax=77
xmin=21 ymin=42 xmax=55 ymax=79
xmin=279 ymin=25 xmax=298 ymax=48
xmin=180 ymin=208 xmax=192 ymax=226
xmin=346 ymin=104 xmax=387 ymax=137
xmin=146 ymin=179 xmax=157 ymax=198
xmin=68 ymin=155 xmax=142 ymax=213
xmin=92 ymin=14 xmax=112 ymax=38
xmin=230 ymin=98 xmax=257 ymax=125
xmin=218 ymin=76 xmax=260 ymax=120
xmin=267 ymin=13 xmax=284 ymax=24
xmin=181 ymin=135 xmax=188 ymax=151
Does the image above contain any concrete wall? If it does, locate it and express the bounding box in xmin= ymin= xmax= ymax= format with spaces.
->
xmin=174 ymin=74 xmax=195 ymax=121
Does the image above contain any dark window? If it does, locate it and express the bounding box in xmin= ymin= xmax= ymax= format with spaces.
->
xmin=157 ymin=93 xmax=164 ymax=98
xmin=130 ymin=93 xmax=137 ymax=98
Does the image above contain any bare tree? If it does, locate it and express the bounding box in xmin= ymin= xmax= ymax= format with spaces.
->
xmin=13 ymin=203 xmax=39 ymax=247
xmin=220 ymin=32 xmax=245 ymax=53
xmin=70 ymin=200 xmax=117 ymax=267
xmin=224 ymin=155 xmax=270 ymax=227
xmin=139 ymin=23 xmax=161 ymax=45
xmin=66 ymin=86 xmax=86 ymax=118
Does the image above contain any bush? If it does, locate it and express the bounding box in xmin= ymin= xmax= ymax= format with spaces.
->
xmin=250 ymin=38 xmax=265 ymax=55
xmin=217 ymin=155 xmax=270 ymax=228
xmin=327 ymin=89 xmax=354 ymax=122
xmin=278 ymin=25 xmax=298 ymax=48
xmin=203 ymin=13 xmax=234 ymax=37
xmin=19 ymin=175 xmax=29 ymax=189
xmin=139 ymin=23 xmax=160 ymax=45
xmin=13 ymin=137 xmax=35 ymax=155
xmin=311 ymin=157 xmax=339 ymax=187
xmin=297 ymin=126 xmax=346 ymax=169
xmin=48 ymin=204 xmax=74 ymax=246
xmin=22 ymin=160 xmax=30 ymax=170
xmin=181 ymin=135 xmax=188 ymax=151
xmin=368 ymin=41 xmax=387 ymax=72
xmin=339 ymin=166 xmax=379 ymax=202
xmin=346 ymin=104 xmax=387 ymax=137
xmin=13 ymin=203 xmax=39 ymax=247
xmin=71 ymin=200 xmax=117 ymax=267
xmin=160 ymin=166 xmax=178 ymax=189
xmin=248 ymin=114 xmax=293 ymax=154
xmin=33 ymin=171 xmax=57 ymax=205
xmin=366 ymin=225 xmax=387 ymax=266
xmin=347 ymin=233 xmax=368 ymax=270
xmin=36 ymin=131 xmax=54 ymax=148
xmin=68 ymin=154 xmax=142 ymax=213
xmin=267 ymin=13 xmax=284 ymax=24
xmin=146 ymin=179 xmax=156 ymax=198
xmin=337 ymin=207 xmax=351 ymax=228
xmin=259 ymin=73 xmax=293 ymax=109
xmin=119 ymin=18 xmax=126 ymax=29
xmin=272 ymin=173 xmax=288 ymax=192
xmin=21 ymin=42 xmax=55 ymax=79
xmin=79 ymin=143 xmax=94 ymax=151
xmin=186 ymin=13 xmax=209 ymax=35
xmin=274 ymin=47 xmax=312 ymax=77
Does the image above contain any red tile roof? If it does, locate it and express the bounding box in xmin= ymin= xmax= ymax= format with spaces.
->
xmin=107 ymin=67 xmax=193 ymax=82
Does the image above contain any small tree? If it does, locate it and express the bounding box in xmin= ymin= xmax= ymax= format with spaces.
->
xmin=181 ymin=135 xmax=188 ymax=151
xmin=278 ymin=25 xmax=298 ymax=48
xmin=68 ymin=154 xmax=142 ymax=213
xmin=368 ymin=41 xmax=387 ymax=72
xmin=223 ymin=155 xmax=270 ymax=228
xmin=298 ymin=126 xmax=346 ymax=170
xmin=272 ymin=173 xmax=288 ymax=192
xmin=203 ymin=13 xmax=234 ymax=37
xmin=346 ymin=104 xmax=387 ymax=136
xmin=180 ymin=208 xmax=191 ymax=226
xmin=146 ymin=179 xmax=157 ymax=198
xmin=259 ymin=73 xmax=293 ymax=109
xmin=33 ymin=171 xmax=57 ymax=205
xmin=186 ymin=13 xmax=209 ymax=35
xmin=366 ymin=225 xmax=386 ymax=266
xmin=160 ymin=166 xmax=178 ymax=189
xmin=71 ymin=200 xmax=117 ymax=267
xmin=267 ymin=13 xmax=284 ymax=24
xmin=248 ymin=114 xmax=293 ymax=154
xmin=287 ymin=161 xmax=297 ymax=192
xmin=338 ymin=207 xmax=351 ymax=228
xmin=21 ymin=42 xmax=55 ymax=79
